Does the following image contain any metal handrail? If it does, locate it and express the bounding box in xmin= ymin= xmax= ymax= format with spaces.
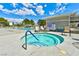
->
xmin=26 ymin=31 xmax=39 ymax=41
xmin=22 ymin=30 xmax=39 ymax=50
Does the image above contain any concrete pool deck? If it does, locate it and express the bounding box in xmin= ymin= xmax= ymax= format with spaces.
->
xmin=0 ymin=28 xmax=79 ymax=56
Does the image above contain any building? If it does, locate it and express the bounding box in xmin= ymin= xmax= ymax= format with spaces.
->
xmin=45 ymin=14 xmax=79 ymax=32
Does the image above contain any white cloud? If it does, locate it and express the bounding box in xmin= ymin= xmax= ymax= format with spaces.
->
xmin=11 ymin=3 xmax=17 ymax=7
xmin=49 ymin=3 xmax=68 ymax=15
xmin=44 ymin=4 xmax=47 ymax=7
xmin=36 ymin=5 xmax=44 ymax=15
xmin=72 ymin=9 xmax=79 ymax=15
xmin=5 ymin=17 xmax=23 ymax=23
xmin=22 ymin=3 xmax=36 ymax=8
xmin=0 ymin=5 xmax=4 ymax=10
xmin=15 ymin=8 xmax=36 ymax=16
xmin=56 ymin=3 xmax=62 ymax=7
xmin=56 ymin=5 xmax=66 ymax=13
xmin=33 ymin=3 xmax=38 ymax=5
xmin=3 ymin=9 xmax=17 ymax=14
xmin=64 ymin=3 xmax=69 ymax=5
xmin=0 ymin=4 xmax=46 ymax=16
xmin=0 ymin=4 xmax=36 ymax=16
xmin=49 ymin=11 xmax=55 ymax=15
xmin=0 ymin=4 xmax=18 ymax=14
xmin=56 ymin=3 xmax=68 ymax=11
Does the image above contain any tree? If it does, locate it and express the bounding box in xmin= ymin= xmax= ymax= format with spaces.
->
xmin=30 ymin=20 xmax=35 ymax=25
xmin=0 ymin=18 xmax=9 ymax=26
xmin=22 ymin=18 xmax=30 ymax=25
xmin=15 ymin=23 xmax=22 ymax=27
xmin=0 ymin=18 xmax=7 ymax=22
xmin=37 ymin=19 xmax=46 ymax=29
xmin=22 ymin=18 xmax=35 ymax=26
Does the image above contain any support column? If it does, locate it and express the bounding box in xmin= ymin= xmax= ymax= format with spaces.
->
xmin=69 ymin=16 xmax=71 ymax=36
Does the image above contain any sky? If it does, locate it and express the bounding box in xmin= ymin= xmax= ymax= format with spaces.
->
xmin=0 ymin=3 xmax=79 ymax=23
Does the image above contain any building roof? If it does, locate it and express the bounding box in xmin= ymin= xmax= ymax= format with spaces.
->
xmin=45 ymin=13 xmax=79 ymax=21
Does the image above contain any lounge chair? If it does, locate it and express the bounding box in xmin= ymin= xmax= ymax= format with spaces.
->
xmin=72 ymin=38 xmax=79 ymax=41
xmin=40 ymin=26 xmax=44 ymax=30
xmin=72 ymin=42 xmax=79 ymax=49
xmin=61 ymin=33 xmax=67 ymax=36
xmin=35 ymin=26 xmax=39 ymax=32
